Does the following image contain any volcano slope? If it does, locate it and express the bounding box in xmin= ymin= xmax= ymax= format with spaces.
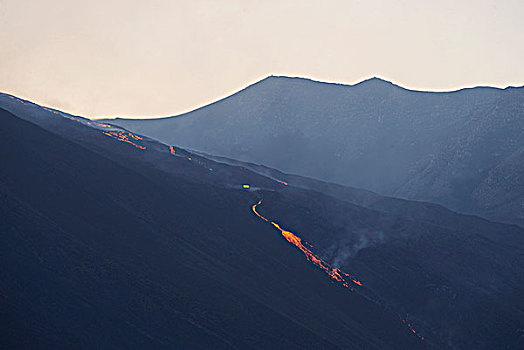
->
xmin=105 ymin=76 xmax=524 ymax=227
xmin=1 ymin=107 xmax=435 ymax=350
xmin=1 ymin=97 xmax=523 ymax=349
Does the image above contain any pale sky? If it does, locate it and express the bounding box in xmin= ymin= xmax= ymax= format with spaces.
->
xmin=1 ymin=0 xmax=523 ymax=118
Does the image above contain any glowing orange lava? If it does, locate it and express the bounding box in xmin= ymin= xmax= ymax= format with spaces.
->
xmin=128 ymin=133 xmax=142 ymax=140
xmin=95 ymin=123 xmax=112 ymax=128
xmin=43 ymin=107 xmax=60 ymax=115
xmin=401 ymin=318 xmax=424 ymax=341
xmin=102 ymin=131 xmax=146 ymax=150
xmin=252 ymin=200 xmax=362 ymax=289
xmin=252 ymin=199 xmax=425 ymax=341
xmin=243 ymin=184 xmax=251 ymax=189
xmin=276 ymin=179 xmax=289 ymax=186
xmin=169 ymin=146 xmax=177 ymax=155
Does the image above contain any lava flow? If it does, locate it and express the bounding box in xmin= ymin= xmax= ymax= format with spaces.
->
xmin=102 ymin=130 xmax=146 ymax=149
xmin=95 ymin=123 xmax=112 ymax=128
xmin=170 ymin=146 xmax=216 ymax=172
xmin=252 ymin=199 xmax=362 ymax=289
xmin=252 ymin=199 xmax=427 ymax=341
xmin=401 ymin=318 xmax=425 ymax=341
xmin=43 ymin=107 xmax=60 ymax=115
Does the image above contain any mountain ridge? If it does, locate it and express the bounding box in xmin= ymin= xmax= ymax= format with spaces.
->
xmin=104 ymin=77 xmax=524 ymax=226
xmin=2 ymin=75 xmax=522 ymax=122
xmin=100 ymin=75 xmax=522 ymax=121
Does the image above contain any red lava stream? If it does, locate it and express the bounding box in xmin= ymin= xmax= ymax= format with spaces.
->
xmin=252 ymin=199 xmax=362 ymax=289
xmin=252 ymin=199 xmax=425 ymax=341
xmin=102 ymin=131 xmax=146 ymax=149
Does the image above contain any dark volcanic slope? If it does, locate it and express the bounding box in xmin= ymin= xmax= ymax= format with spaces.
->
xmin=203 ymin=153 xmax=524 ymax=350
xmin=106 ymin=76 xmax=524 ymax=226
xmin=0 ymin=108 xmax=432 ymax=349
xmin=2 ymin=96 xmax=524 ymax=350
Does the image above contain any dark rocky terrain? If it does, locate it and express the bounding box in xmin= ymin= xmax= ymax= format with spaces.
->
xmin=1 ymin=107 xmax=430 ymax=350
xmin=106 ymin=76 xmax=524 ymax=226
xmin=1 ymin=94 xmax=523 ymax=349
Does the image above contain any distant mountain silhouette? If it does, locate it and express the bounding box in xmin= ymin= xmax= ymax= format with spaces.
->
xmin=106 ymin=76 xmax=524 ymax=226
xmin=2 ymin=94 xmax=523 ymax=349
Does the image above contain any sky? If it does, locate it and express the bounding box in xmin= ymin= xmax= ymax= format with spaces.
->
xmin=1 ymin=0 xmax=523 ymax=119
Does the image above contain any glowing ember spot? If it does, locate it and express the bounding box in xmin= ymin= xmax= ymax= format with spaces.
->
xmin=209 ymin=168 xmax=213 ymax=171
xmin=128 ymin=133 xmax=143 ymax=140
xmin=341 ymin=271 xmax=363 ymax=286
xmin=276 ymin=179 xmax=289 ymax=186
xmin=96 ymin=123 xmax=112 ymax=128
xmin=243 ymin=184 xmax=251 ymax=189
xmin=169 ymin=146 xmax=176 ymax=155
xmin=42 ymin=107 xmax=60 ymax=116
xmin=102 ymin=130 xmax=146 ymax=150
xmin=401 ymin=318 xmax=424 ymax=341
xmin=188 ymin=157 xmax=192 ymax=161
xmin=252 ymin=200 xmax=362 ymax=289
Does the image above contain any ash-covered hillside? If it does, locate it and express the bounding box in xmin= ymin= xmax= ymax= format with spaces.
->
xmin=107 ymin=76 xmax=524 ymax=226
xmin=2 ymin=94 xmax=523 ymax=349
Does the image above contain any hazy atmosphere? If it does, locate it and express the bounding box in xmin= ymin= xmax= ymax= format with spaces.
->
xmin=2 ymin=2 xmax=524 ymax=349
xmin=1 ymin=0 xmax=523 ymax=118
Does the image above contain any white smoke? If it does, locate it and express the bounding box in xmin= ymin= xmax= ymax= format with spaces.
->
xmin=331 ymin=229 xmax=386 ymax=268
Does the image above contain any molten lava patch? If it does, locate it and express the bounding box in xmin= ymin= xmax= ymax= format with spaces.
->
xmin=401 ymin=318 xmax=424 ymax=341
xmin=95 ymin=123 xmax=112 ymax=128
xmin=252 ymin=200 xmax=362 ymax=289
xmin=102 ymin=131 xmax=146 ymax=149
xmin=252 ymin=199 xmax=426 ymax=341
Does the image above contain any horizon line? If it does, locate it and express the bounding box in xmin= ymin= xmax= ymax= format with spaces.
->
xmin=2 ymin=74 xmax=523 ymax=120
